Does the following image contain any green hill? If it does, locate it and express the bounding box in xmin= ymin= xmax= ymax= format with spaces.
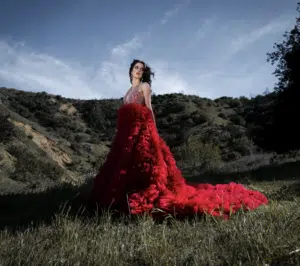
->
xmin=0 ymin=87 xmax=299 ymax=194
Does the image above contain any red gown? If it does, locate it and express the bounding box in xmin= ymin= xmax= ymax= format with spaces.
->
xmin=90 ymin=86 xmax=268 ymax=219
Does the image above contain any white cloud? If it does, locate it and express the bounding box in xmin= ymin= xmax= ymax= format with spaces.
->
xmin=193 ymin=65 xmax=276 ymax=99
xmin=194 ymin=17 xmax=215 ymax=42
xmin=95 ymin=37 xmax=191 ymax=98
xmin=160 ymin=0 xmax=190 ymax=25
xmin=0 ymin=37 xmax=144 ymax=99
xmin=182 ymin=15 xmax=294 ymax=98
xmin=110 ymin=36 xmax=141 ymax=57
xmin=89 ymin=2 xmax=192 ymax=97
xmin=0 ymin=40 xmax=101 ymax=99
xmin=1 ymin=2 xmax=187 ymax=100
xmin=148 ymin=60 xmax=190 ymax=94
xmin=160 ymin=7 xmax=180 ymax=25
xmin=0 ymin=5 xmax=295 ymax=101
xmin=228 ymin=18 xmax=291 ymax=57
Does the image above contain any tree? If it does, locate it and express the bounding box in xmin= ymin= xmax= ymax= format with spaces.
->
xmin=267 ymin=2 xmax=300 ymax=93
xmin=264 ymin=2 xmax=300 ymax=153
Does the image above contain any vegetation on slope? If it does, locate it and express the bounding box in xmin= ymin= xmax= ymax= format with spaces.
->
xmin=0 ymin=86 xmax=289 ymax=193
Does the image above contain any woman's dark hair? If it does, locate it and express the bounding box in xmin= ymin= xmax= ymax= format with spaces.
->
xmin=129 ymin=59 xmax=155 ymax=86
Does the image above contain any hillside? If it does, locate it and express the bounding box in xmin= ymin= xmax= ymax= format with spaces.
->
xmin=0 ymin=87 xmax=299 ymax=194
xmin=1 ymin=87 xmax=300 ymax=265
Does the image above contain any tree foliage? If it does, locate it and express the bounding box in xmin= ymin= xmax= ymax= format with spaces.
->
xmin=264 ymin=2 xmax=300 ymax=153
xmin=267 ymin=2 xmax=300 ymax=93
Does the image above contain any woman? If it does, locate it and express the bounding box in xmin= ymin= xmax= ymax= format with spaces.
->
xmin=90 ymin=59 xmax=268 ymax=219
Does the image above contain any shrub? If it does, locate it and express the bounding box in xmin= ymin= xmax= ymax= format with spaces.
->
xmin=230 ymin=115 xmax=246 ymax=126
xmin=174 ymin=140 xmax=221 ymax=170
xmin=7 ymin=143 xmax=64 ymax=183
xmin=0 ymin=113 xmax=15 ymax=143
xmin=191 ymin=111 xmax=210 ymax=124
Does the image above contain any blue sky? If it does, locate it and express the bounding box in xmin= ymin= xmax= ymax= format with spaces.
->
xmin=0 ymin=0 xmax=298 ymax=100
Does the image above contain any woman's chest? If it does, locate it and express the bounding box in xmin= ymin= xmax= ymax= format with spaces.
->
xmin=125 ymin=89 xmax=145 ymax=104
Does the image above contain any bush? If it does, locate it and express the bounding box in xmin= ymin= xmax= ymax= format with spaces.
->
xmin=191 ymin=111 xmax=210 ymax=124
xmin=215 ymin=97 xmax=242 ymax=108
xmin=0 ymin=113 xmax=15 ymax=143
xmin=229 ymin=115 xmax=246 ymax=126
xmin=7 ymin=144 xmax=64 ymax=183
xmin=230 ymin=136 xmax=254 ymax=156
xmin=174 ymin=140 xmax=221 ymax=170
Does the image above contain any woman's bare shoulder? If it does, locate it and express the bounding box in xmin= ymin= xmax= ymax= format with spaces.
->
xmin=140 ymin=82 xmax=151 ymax=92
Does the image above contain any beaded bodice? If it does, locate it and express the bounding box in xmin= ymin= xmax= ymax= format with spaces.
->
xmin=124 ymin=86 xmax=145 ymax=105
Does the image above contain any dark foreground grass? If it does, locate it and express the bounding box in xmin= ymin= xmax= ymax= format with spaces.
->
xmin=0 ymin=180 xmax=300 ymax=265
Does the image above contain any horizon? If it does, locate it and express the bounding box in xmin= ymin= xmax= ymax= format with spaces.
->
xmin=0 ymin=0 xmax=298 ymax=100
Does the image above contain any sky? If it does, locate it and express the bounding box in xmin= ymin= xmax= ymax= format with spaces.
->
xmin=0 ymin=0 xmax=299 ymax=100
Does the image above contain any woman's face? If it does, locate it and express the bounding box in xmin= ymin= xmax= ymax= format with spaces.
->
xmin=131 ymin=62 xmax=145 ymax=80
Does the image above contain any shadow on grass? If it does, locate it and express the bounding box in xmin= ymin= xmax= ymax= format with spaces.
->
xmin=187 ymin=160 xmax=300 ymax=184
xmin=1 ymin=161 xmax=300 ymax=232
xmin=0 ymin=179 xmax=94 ymax=231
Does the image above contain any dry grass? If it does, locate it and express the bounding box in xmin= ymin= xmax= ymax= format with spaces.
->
xmin=0 ymin=180 xmax=299 ymax=265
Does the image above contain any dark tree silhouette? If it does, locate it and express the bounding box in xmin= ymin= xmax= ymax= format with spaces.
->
xmin=264 ymin=2 xmax=300 ymax=153
xmin=267 ymin=2 xmax=300 ymax=93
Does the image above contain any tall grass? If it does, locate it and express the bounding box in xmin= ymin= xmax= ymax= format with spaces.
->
xmin=0 ymin=181 xmax=299 ymax=265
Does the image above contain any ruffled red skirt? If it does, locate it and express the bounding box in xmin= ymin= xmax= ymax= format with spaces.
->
xmin=90 ymin=103 xmax=268 ymax=219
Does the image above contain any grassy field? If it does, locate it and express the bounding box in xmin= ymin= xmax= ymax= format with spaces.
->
xmin=0 ymin=164 xmax=299 ymax=265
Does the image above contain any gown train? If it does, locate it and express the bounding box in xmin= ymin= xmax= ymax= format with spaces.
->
xmin=90 ymin=103 xmax=268 ymax=219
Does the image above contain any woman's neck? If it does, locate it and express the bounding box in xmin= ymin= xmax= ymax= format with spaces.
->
xmin=131 ymin=79 xmax=141 ymax=88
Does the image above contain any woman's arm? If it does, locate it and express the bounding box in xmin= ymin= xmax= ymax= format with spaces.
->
xmin=141 ymin=82 xmax=156 ymax=127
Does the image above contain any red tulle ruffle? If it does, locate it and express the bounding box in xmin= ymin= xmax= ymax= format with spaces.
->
xmin=91 ymin=103 xmax=268 ymax=219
